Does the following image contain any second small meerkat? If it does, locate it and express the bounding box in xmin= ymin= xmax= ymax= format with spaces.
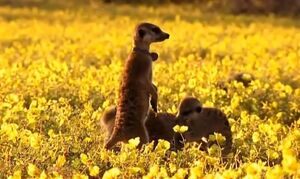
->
xmin=174 ymin=97 xmax=232 ymax=156
xmin=217 ymin=72 xmax=255 ymax=91
xmin=105 ymin=23 xmax=169 ymax=149
xmin=101 ymin=106 xmax=176 ymax=148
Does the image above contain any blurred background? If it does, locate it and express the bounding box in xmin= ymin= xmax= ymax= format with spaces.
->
xmin=1 ymin=0 xmax=300 ymax=15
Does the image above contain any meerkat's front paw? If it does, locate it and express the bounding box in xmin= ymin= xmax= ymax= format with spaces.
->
xmin=150 ymin=52 xmax=158 ymax=61
xmin=151 ymin=100 xmax=158 ymax=112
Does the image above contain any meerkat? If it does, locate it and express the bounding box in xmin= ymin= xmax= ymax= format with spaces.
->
xmin=217 ymin=72 xmax=255 ymax=91
xmin=104 ymin=23 xmax=169 ymax=149
xmin=174 ymin=97 xmax=232 ymax=156
xmin=228 ymin=72 xmax=255 ymax=87
xmin=101 ymin=106 xmax=176 ymax=148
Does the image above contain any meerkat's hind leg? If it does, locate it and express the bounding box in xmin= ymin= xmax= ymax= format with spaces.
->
xmin=136 ymin=126 xmax=150 ymax=149
xmin=104 ymin=131 xmax=121 ymax=150
xmin=173 ymin=133 xmax=185 ymax=151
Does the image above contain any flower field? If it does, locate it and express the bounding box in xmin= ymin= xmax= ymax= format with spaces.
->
xmin=0 ymin=2 xmax=300 ymax=178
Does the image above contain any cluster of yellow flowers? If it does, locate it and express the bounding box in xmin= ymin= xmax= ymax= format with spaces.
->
xmin=1 ymin=2 xmax=299 ymax=178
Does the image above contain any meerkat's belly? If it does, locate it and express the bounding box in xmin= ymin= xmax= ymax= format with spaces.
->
xmin=117 ymin=86 xmax=150 ymax=123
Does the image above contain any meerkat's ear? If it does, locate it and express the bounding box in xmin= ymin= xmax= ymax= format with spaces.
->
xmin=138 ymin=29 xmax=145 ymax=38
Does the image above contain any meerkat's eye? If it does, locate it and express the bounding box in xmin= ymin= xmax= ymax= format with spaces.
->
xmin=152 ymin=27 xmax=161 ymax=33
xmin=195 ymin=107 xmax=202 ymax=113
xmin=138 ymin=29 xmax=146 ymax=38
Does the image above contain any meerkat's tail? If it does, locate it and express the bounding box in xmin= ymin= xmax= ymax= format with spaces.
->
xmin=101 ymin=106 xmax=117 ymax=126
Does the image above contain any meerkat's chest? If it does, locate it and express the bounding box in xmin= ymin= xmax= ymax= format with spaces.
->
xmin=126 ymin=54 xmax=153 ymax=78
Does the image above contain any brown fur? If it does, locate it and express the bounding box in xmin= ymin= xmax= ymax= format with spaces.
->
xmin=145 ymin=111 xmax=176 ymax=146
xmin=101 ymin=106 xmax=176 ymax=148
xmin=104 ymin=23 xmax=169 ymax=149
xmin=175 ymin=97 xmax=232 ymax=156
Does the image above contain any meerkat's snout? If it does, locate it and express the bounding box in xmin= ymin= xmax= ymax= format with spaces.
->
xmin=151 ymin=26 xmax=169 ymax=42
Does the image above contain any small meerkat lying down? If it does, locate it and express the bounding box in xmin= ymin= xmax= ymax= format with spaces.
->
xmin=218 ymin=72 xmax=255 ymax=91
xmin=104 ymin=22 xmax=170 ymax=150
xmin=174 ymin=97 xmax=232 ymax=156
xmin=101 ymin=106 xmax=176 ymax=148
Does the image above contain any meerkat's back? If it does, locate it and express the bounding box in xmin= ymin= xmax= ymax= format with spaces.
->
xmin=146 ymin=111 xmax=176 ymax=146
xmin=194 ymin=107 xmax=232 ymax=155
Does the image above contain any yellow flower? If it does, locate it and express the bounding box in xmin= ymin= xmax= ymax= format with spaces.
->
xmin=39 ymin=171 xmax=47 ymax=179
xmin=47 ymin=129 xmax=55 ymax=138
xmin=158 ymin=166 xmax=169 ymax=178
xmin=221 ymin=169 xmax=240 ymax=179
xmin=208 ymin=134 xmax=216 ymax=142
xmin=52 ymin=171 xmax=63 ymax=179
xmin=8 ymin=170 xmax=21 ymax=179
xmin=102 ymin=100 xmax=110 ymax=109
xmin=208 ymin=144 xmax=221 ymax=156
xmin=7 ymin=93 xmax=19 ymax=103
xmin=89 ymin=166 xmax=100 ymax=177
xmin=266 ymin=149 xmax=279 ymax=160
xmin=282 ymin=153 xmax=300 ymax=173
xmin=169 ymin=163 xmax=177 ymax=174
xmin=100 ymin=151 xmax=109 ymax=161
xmin=129 ymin=167 xmax=142 ymax=174
xmin=156 ymin=139 xmax=171 ymax=150
xmin=83 ymin=137 xmax=92 ymax=143
xmin=1 ymin=123 xmax=19 ymax=142
xmin=188 ymin=78 xmax=197 ymax=88
xmin=245 ymin=163 xmax=262 ymax=176
xmin=55 ymin=155 xmax=66 ymax=167
xmin=72 ymin=174 xmax=89 ymax=179
xmin=173 ymin=125 xmax=189 ymax=133
xmin=252 ymin=132 xmax=260 ymax=143
xmin=143 ymin=165 xmax=159 ymax=179
xmin=30 ymin=133 xmax=41 ymax=148
xmin=189 ymin=164 xmax=203 ymax=179
xmin=80 ymin=153 xmax=88 ymax=165
xmin=128 ymin=137 xmax=140 ymax=149
xmin=215 ymin=133 xmax=226 ymax=145
xmin=230 ymin=94 xmax=240 ymax=109
xmin=27 ymin=163 xmax=40 ymax=177
xmin=265 ymin=165 xmax=284 ymax=179
xmin=172 ymin=168 xmax=188 ymax=179
xmin=102 ymin=167 xmax=121 ymax=179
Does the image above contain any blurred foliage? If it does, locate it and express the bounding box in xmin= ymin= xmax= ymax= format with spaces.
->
xmin=1 ymin=0 xmax=300 ymax=14
xmin=0 ymin=1 xmax=300 ymax=178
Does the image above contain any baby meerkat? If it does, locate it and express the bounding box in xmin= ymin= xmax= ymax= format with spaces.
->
xmin=174 ymin=97 xmax=232 ymax=156
xmin=104 ymin=23 xmax=169 ymax=149
xmin=101 ymin=106 xmax=176 ymax=148
xmin=217 ymin=72 xmax=255 ymax=91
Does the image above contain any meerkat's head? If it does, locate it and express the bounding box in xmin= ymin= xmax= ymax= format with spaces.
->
xmin=134 ymin=22 xmax=169 ymax=48
xmin=176 ymin=97 xmax=203 ymax=126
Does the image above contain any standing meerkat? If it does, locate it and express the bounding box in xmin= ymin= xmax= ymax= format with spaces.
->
xmin=101 ymin=106 xmax=176 ymax=148
xmin=104 ymin=23 xmax=169 ymax=149
xmin=174 ymin=97 xmax=232 ymax=156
